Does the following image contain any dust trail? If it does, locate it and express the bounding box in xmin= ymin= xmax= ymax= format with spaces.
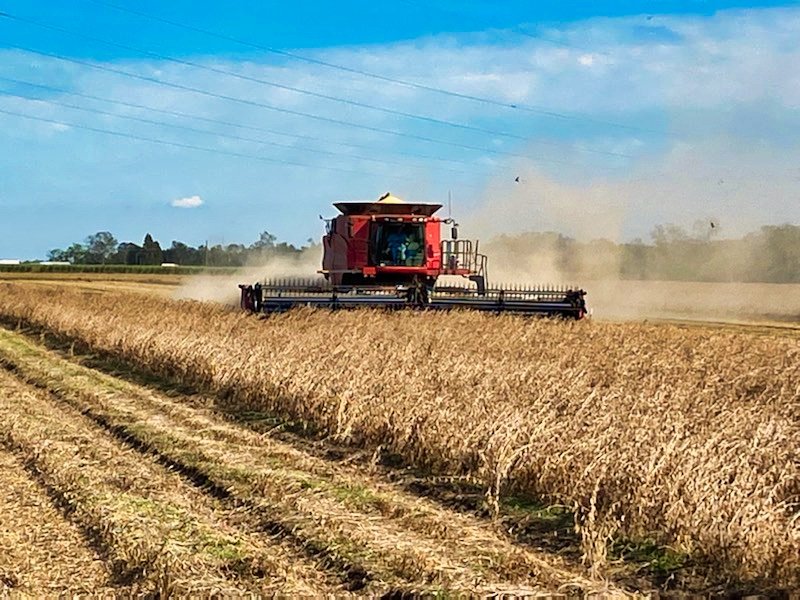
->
xmin=174 ymin=249 xmax=320 ymax=305
xmin=584 ymin=279 xmax=800 ymax=323
xmin=460 ymin=138 xmax=800 ymax=322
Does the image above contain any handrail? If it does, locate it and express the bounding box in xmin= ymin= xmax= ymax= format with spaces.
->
xmin=440 ymin=239 xmax=487 ymax=278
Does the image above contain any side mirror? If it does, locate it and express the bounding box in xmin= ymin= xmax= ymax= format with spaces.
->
xmin=451 ymin=226 xmax=458 ymax=240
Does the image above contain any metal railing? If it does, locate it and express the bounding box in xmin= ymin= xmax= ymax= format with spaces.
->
xmin=440 ymin=239 xmax=488 ymax=279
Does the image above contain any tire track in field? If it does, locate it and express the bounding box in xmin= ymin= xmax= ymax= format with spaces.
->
xmin=0 ymin=448 xmax=112 ymax=594
xmin=0 ymin=366 xmax=348 ymax=596
xmin=0 ymin=326 xmax=620 ymax=597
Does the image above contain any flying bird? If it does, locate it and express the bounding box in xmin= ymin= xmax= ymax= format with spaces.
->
xmin=710 ymin=221 xmax=716 ymax=229
xmin=514 ymin=176 xmax=520 ymax=183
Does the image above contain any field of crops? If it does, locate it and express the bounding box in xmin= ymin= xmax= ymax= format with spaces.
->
xmin=0 ymin=264 xmax=238 ymax=275
xmin=0 ymin=279 xmax=797 ymax=594
xmin=8 ymin=270 xmax=800 ymax=324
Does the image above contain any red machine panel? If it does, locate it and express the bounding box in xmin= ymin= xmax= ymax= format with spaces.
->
xmin=321 ymin=194 xmax=486 ymax=288
xmin=425 ymin=219 xmax=441 ymax=270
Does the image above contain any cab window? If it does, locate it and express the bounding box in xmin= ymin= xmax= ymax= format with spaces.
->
xmin=372 ymin=222 xmax=425 ymax=266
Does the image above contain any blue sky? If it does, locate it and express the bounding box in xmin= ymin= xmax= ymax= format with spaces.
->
xmin=1 ymin=0 xmax=799 ymax=259
xmin=2 ymin=1 xmax=794 ymax=56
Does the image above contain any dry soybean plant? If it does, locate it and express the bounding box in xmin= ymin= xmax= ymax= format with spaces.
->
xmin=0 ymin=283 xmax=797 ymax=585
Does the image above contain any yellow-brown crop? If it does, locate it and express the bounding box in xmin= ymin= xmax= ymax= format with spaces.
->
xmin=0 ymin=282 xmax=797 ymax=585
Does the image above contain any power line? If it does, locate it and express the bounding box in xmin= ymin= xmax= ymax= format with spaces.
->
xmin=3 ymin=100 xmax=789 ymax=199
xmin=80 ymin=0 xmax=657 ymax=135
xmin=0 ymin=105 xmax=423 ymax=179
xmin=2 ymin=11 xmax=631 ymax=159
xmin=0 ymin=87 xmax=489 ymax=176
xmin=0 ymin=75 xmax=478 ymax=170
xmin=0 ymin=106 xmax=501 ymax=195
xmin=3 ymin=44 xmax=591 ymax=168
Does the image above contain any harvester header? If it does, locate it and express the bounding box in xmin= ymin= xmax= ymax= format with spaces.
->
xmin=240 ymin=192 xmax=587 ymax=318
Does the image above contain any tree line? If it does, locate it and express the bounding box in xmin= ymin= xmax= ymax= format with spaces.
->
xmin=47 ymin=231 xmax=311 ymax=267
xmin=485 ymin=223 xmax=800 ymax=283
xmin=44 ymin=222 xmax=799 ymax=282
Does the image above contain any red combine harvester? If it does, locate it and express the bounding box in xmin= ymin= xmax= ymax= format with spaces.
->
xmin=239 ymin=193 xmax=587 ymax=318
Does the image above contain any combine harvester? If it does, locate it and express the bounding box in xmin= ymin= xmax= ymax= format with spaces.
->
xmin=239 ymin=193 xmax=588 ymax=318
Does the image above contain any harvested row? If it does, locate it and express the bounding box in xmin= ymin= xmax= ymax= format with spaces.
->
xmin=0 ymin=283 xmax=798 ymax=585
xmin=0 ymin=326 xmax=609 ymax=595
xmin=0 ymin=366 xmax=340 ymax=596
xmin=0 ymin=448 xmax=109 ymax=594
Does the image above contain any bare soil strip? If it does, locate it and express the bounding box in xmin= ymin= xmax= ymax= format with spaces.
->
xmin=0 ymin=326 xmax=618 ymax=596
xmin=0 ymin=365 xmax=343 ymax=596
xmin=0 ymin=448 xmax=111 ymax=594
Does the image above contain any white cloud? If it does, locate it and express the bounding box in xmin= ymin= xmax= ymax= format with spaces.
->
xmin=171 ymin=195 xmax=203 ymax=208
xmin=4 ymin=6 xmax=799 ymax=151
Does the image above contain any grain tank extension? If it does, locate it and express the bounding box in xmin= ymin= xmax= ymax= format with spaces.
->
xmin=239 ymin=193 xmax=587 ymax=318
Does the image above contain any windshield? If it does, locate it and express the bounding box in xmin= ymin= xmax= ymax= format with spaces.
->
xmin=372 ymin=222 xmax=425 ymax=267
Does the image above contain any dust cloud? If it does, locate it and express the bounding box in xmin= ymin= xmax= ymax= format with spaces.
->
xmin=173 ymin=248 xmax=321 ymax=305
xmin=461 ymin=139 xmax=800 ymax=323
xmin=584 ymin=280 xmax=800 ymax=323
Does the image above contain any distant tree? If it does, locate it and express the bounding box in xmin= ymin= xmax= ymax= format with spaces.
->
xmin=251 ymin=231 xmax=277 ymax=250
xmin=651 ymin=224 xmax=690 ymax=246
xmin=273 ymin=241 xmax=303 ymax=256
xmin=759 ymin=225 xmax=800 ymax=283
xmin=85 ymin=231 xmax=118 ymax=264
xmin=205 ymin=244 xmax=226 ymax=267
xmin=620 ymin=239 xmax=650 ymax=280
xmin=140 ymin=233 xmax=163 ymax=265
xmin=225 ymin=243 xmax=247 ymax=266
xmin=111 ymin=242 xmax=142 ymax=265
xmin=163 ymin=241 xmax=202 ymax=266
xmin=63 ymin=243 xmax=87 ymax=264
xmin=247 ymin=230 xmax=281 ymax=263
xmin=47 ymin=248 xmax=68 ymax=262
